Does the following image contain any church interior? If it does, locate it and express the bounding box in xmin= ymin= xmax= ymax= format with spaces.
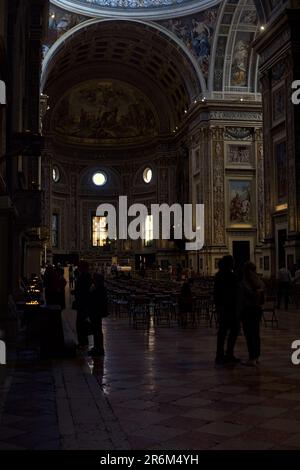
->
xmin=1 ymin=0 xmax=300 ymax=454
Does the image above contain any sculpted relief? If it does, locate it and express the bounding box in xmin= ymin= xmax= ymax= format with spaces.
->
xmin=51 ymin=80 xmax=159 ymax=143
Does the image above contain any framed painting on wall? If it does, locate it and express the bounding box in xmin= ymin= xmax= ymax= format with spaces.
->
xmin=228 ymin=179 xmax=254 ymax=227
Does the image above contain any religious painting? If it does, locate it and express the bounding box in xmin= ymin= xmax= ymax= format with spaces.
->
xmin=228 ymin=180 xmax=253 ymax=226
xmin=272 ymin=86 xmax=285 ymax=124
xmin=230 ymin=32 xmax=254 ymax=87
xmin=275 ymin=140 xmax=288 ymax=204
xmin=272 ymin=61 xmax=285 ymax=83
xmin=52 ymin=80 xmax=159 ymax=143
xmin=240 ymin=9 xmax=257 ymax=25
xmin=44 ymin=5 xmax=87 ymax=55
xmin=227 ymin=144 xmax=252 ymax=167
xmin=160 ymin=7 xmax=219 ymax=78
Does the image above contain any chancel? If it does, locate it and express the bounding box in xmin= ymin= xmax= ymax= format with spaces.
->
xmin=1 ymin=0 xmax=300 ymax=455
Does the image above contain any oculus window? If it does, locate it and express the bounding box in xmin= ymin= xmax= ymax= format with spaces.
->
xmin=52 ymin=166 xmax=60 ymax=183
xmin=143 ymin=168 xmax=153 ymax=184
xmin=92 ymin=172 xmax=107 ymax=187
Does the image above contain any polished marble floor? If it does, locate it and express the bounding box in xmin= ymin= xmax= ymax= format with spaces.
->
xmin=1 ymin=308 xmax=300 ymax=450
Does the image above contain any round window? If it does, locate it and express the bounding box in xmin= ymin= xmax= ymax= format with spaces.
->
xmin=92 ymin=172 xmax=107 ymax=187
xmin=52 ymin=166 xmax=60 ymax=183
xmin=143 ymin=168 xmax=153 ymax=184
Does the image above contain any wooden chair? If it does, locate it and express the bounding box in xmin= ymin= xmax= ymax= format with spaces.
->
xmin=262 ymin=296 xmax=279 ymax=328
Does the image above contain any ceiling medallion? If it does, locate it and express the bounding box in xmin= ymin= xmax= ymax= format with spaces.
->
xmin=50 ymin=0 xmax=221 ymax=19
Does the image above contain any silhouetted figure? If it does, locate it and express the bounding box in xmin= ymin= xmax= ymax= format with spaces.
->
xmin=176 ymin=263 xmax=183 ymax=281
xmin=74 ymin=266 xmax=80 ymax=284
xmin=214 ymin=256 xmax=240 ymax=365
xmin=44 ymin=265 xmax=60 ymax=306
xmin=75 ymin=262 xmax=92 ymax=348
xmin=239 ymin=262 xmax=264 ymax=367
xmin=57 ymin=268 xmax=67 ymax=310
xmin=277 ymin=267 xmax=292 ymax=310
xmin=88 ymin=274 xmax=108 ymax=357
xmin=179 ymin=280 xmax=193 ymax=327
xmin=69 ymin=265 xmax=75 ymax=289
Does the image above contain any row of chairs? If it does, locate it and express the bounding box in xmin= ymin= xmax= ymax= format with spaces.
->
xmin=108 ymin=290 xmax=280 ymax=330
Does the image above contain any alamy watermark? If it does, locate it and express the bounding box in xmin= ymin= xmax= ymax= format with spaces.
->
xmin=96 ymin=197 xmax=205 ymax=251
xmin=0 ymin=80 xmax=6 ymax=105
xmin=291 ymin=340 xmax=300 ymax=366
xmin=291 ymin=81 xmax=300 ymax=105
xmin=0 ymin=340 xmax=6 ymax=366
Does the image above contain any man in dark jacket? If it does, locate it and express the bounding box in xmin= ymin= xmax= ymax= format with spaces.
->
xmin=88 ymin=274 xmax=108 ymax=357
xmin=214 ymin=256 xmax=240 ymax=365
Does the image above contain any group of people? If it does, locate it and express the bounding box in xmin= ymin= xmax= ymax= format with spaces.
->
xmin=214 ymin=256 xmax=265 ymax=367
xmin=42 ymin=262 xmax=108 ymax=357
xmin=42 ymin=255 xmax=269 ymax=365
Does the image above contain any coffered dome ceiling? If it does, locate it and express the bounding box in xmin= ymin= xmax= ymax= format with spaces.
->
xmin=50 ymin=0 xmax=221 ymax=19
xmin=43 ymin=19 xmax=202 ymax=138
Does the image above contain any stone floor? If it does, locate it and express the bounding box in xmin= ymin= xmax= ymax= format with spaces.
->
xmin=1 ymin=308 xmax=300 ymax=450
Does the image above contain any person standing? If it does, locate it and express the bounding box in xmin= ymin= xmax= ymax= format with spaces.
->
xmin=88 ymin=274 xmax=108 ymax=357
xmin=214 ymin=256 xmax=240 ymax=365
xmin=239 ymin=262 xmax=265 ymax=367
xmin=57 ymin=267 xmax=67 ymax=310
xmin=176 ymin=263 xmax=183 ymax=281
xmin=178 ymin=280 xmax=193 ymax=327
xmin=44 ymin=265 xmax=60 ymax=306
xmin=75 ymin=261 xmax=92 ymax=348
xmin=277 ymin=266 xmax=292 ymax=310
xmin=69 ymin=265 xmax=75 ymax=289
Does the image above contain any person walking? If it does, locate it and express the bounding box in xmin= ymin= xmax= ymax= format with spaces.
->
xmin=88 ymin=274 xmax=108 ymax=357
xmin=239 ymin=262 xmax=265 ymax=367
xmin=74 ymin=261 xmax=92 ymax=349
xmin=214 ymin=256 xmax=240 ymax=365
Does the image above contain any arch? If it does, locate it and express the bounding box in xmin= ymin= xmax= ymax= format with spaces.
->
xmin=208 ymin=0 xmax=262 ymax=98
xmin=42 ymin=18 xmax=206 ymax=136
xmin=41 ymin=17 xmax=206 ymax=93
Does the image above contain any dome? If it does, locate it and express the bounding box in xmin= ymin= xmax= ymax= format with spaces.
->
xmin=50 ymin=0 xmax=221 ymax=19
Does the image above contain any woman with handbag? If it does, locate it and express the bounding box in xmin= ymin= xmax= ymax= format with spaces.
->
xmin=239 ymin=262 xmax=265 ymax=367
xmin=88 ymin=273 xmax=108 ymax=357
